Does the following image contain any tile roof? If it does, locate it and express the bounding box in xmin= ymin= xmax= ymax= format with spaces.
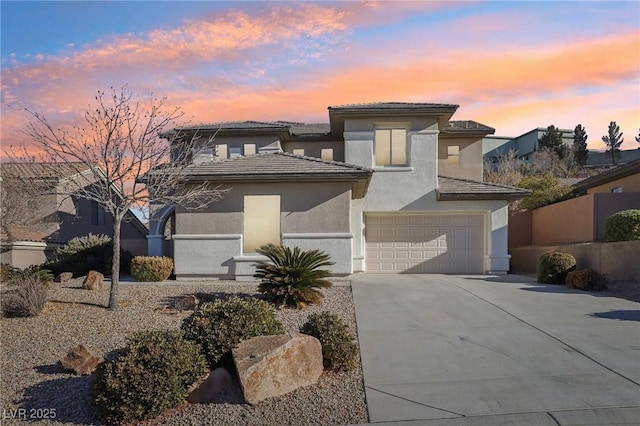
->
xmin=443 ymin=120 xmax=495 ymax=135
xmin=176 ymin=151 xmax=373 ymax=180
xmin=0 ymin=224 xmax=56 ymax=243
xmin=437 ymin=176 xmax=531 ymax=201
xmin=1 ymin=162 xmax=91 ymax=181
xmin=328 ymin=102 xmax=459 ymax=111
xmin=574 ymin=158 xmax=640 ymax=189
xmin=170 ymin=121 xmax=331 ymax=137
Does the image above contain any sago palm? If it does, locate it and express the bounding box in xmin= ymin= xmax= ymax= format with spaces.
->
xmin=254 ymin=244 xmax=334 ymax=309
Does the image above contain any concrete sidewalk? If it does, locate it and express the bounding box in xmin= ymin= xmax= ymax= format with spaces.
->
xmin=351 ymin=274 xmax=640 ymax=425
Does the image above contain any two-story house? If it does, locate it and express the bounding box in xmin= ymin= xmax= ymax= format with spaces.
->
xmin=149 ymin=102 xmax=528 ymax=279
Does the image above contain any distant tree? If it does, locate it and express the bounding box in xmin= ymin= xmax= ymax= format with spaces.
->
xmin=572 ymin=124 xmax=589 ymax=166
xmin=602 ymin=121 xmax=623 ymax=165
xmin=538 ymin=125 xmax=567 ymax=159
xmin=483 ymin=149 xmax=523 ymax=186
xmin=635 ymin=128 xmax=640 ymax=145
xmin=516 ymin=174 xmax=573 ymax=210
xmin=7 ymin=87 xmax=228 ymax=310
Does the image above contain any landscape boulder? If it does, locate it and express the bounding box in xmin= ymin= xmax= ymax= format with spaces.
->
xmin=60 ymin=345 xmax=102 ymax=375
xmin=232 ymin=332 xmax=323 ymax=404
xmin=175 ymin=295 xmax=199 ymax=311
xmin=82 ymin=270 xmax=104 ymax=290
xmin=55 ymin=272 xmax=73 ymax=283
xmin=187 ymin=367 xmax=234 ymax=404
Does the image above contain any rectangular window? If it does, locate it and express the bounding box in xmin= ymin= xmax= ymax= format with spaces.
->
xmin=216 ymin=144 xmax=228 ymax=159
xmin=292 ymin=148 xmax=305 ymax=156
xmin=243 ymin=195 xmax=281 ymax=253
xmin=244 ymin=144 xmax=256 ymax=155
xmin=229 ymin=146 xmax=242 ymax=158
xmin=612 ymin=186 xmax=623 ymax=193
xmin=375 ymin=128 xmax=406 ymax=166
xmin=321 ymin=148 xmax=334 ymax=161
xmin=447 ymin=145 xmax=460 ymax=165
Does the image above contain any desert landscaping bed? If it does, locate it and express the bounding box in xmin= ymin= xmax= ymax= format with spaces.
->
xmin=0 ymin=280 xmax=368 ymax=425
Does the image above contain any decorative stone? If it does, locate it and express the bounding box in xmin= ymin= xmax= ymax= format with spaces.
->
xmin=82 ymin=270 xmax=104 ymax=290
xmin=175 ymin=295 xmax=199 ymax=311
xmin=187 ymin=368 xmax=234 ymax=404
xmin=55 ymin=272 xmax=73 ymax=283
xmin=232 ymin=333 xmax=323 ymax=405
xmin=60 ymin=345 xmax=102 ymax=375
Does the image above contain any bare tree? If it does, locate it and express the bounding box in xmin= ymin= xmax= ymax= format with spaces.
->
xmin=6 ymin=87 xmax=228 ymax=309
xmin=484 ymin=149 xmax=523 ymax=186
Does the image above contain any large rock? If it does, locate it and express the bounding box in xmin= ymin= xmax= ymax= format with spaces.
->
xmin=60 ymin=345 xmax=102 ymax=375
xmin=187 ymin=368 xmax=234 ymax=404
xmin=55 ymin=272 xmax=73 ymax=283
xmin=175 ymin=295 xmax=199 ymax=311
xmin=82 ymin=270 xmax=104 ymax=290
xmin=232 ymin=333 xmax=323 ymax=404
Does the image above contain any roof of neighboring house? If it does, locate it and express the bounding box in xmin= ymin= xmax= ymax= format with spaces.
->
xmin=437 ymin=176 xmax=531 ymax=201
xmin=574 ymin=158 xmax=640 ymax=190
xmin=165 ymin=121 xmax=331 ymax=138
xmin=443 ymin=120 xmax=495 ymax=135
xmin=1 ymin=162 xmax=92 ymax=181
xmin=0 ymin=224 xmax=55 ymax=244
xmin=163 ymin=151 xmax=373 ymax=198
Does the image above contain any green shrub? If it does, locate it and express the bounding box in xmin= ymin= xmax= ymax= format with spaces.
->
xmin=300 ymin=312 xmax=359 ymax=371
xmin=566 ymin=269 xmax=608 ymax=292
xmin=517 ymin=175 xmax=573 ymax=210
xmin=603 ymin=209 xmax=640 ymax=242
xmin=254 ymin=244 xmax=334 ymax=309
xmin=1 ymin=270 xmax=50 ymax=317
xmin=44 ymin=233 xmax=132 ymax=276
xmin=181 ymin=296 xmax=284 ymax=368
xmin=130 ymin=256 xmax=173 ymax=282
xmin=537 ymin=251 xmax=577 ymax=285
xmin=92 ymin=330 xmax=206 ymax=424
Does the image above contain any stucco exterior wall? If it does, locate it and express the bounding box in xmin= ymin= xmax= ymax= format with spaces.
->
xmin=0 ymin=242 xmax=48 ymax=269
xmin=586 ymin=174 xmax=640 ymax=194
xmin=282 ymin=140 xmax=345 ymax=162
xmin=532 ymin=195 xmax=595 ymax=245
xmin=510 ymin=240 xmax=640 ymax=281
xmin=438 ymin=136 xmax=484 ymax=181
xmin=173 ymin=181 xmax=353 ymax=279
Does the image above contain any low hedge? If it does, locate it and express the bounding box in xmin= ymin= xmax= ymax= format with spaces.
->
xmin=130 ymin=256 xmax=173 ymax=282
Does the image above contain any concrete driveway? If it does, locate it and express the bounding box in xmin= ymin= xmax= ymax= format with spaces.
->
xmin=351 ymin=274 xmax=640 ymax=425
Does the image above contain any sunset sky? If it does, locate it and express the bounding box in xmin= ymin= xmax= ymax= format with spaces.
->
xmin=2 ymin=1 xmax=639 ymax=153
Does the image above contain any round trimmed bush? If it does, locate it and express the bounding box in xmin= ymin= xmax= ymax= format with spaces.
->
xmin=566 ymin=269 xmax=608 ymax=292
xmin=300 ymin=311 xmax=359 ymax=371
xmin=181 ymin=296 xmax=284 ymax=368
xmin=537 ymin=251 xmax=577 ymax=285
xmin=92 ymin=330 xmax=206 ymax=424
xmin=603 ymin=209 xmax=640 ymax=242
xmin=130 ymin=256 xmax=174 ymax=282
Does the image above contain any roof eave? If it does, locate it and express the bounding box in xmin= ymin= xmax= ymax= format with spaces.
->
xmin=436 ymin=191 xmax=531 ymax=201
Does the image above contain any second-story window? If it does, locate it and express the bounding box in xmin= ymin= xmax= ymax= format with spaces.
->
xmin=375 ymin=128 xmax=407 ymax=166
xmin=321 ymin=148 xmax=334 ymax=161
xmin=292 ymin=148 xmax=305 ymax=156
xmin=244 ymin=144 xmax=256 ymax=155
xmin=447 ymin=145 xmax=460 ymax=165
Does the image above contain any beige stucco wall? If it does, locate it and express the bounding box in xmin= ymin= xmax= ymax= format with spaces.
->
xmin=175 ymin=181 xmax=352 ymax=235
xmin=437 ymin=136 xmax=484 ymax=181
xmin=532 ymin=195 xmax=595 ymax=245
xmin=508 ymin=210 xmax=532 ymax=248
xmin=586 ymin=174 xmax=640 ymax=194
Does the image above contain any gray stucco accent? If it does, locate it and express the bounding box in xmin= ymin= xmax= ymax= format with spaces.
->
xmin=282 ymin=232 xmax=354 ymax=275
xmin=173 ymin=234 xmax=242 ymax=279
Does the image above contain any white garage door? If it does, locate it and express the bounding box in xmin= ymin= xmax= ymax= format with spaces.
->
xmin=366 ymin=214 xmax=484 ymax=273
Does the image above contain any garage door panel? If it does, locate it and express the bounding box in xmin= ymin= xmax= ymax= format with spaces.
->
xmin=366 ymin=214 xmax=484 ymax=274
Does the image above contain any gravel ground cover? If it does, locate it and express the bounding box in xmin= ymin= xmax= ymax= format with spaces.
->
xmin=0 ymin=279 xmax=368 ymax=425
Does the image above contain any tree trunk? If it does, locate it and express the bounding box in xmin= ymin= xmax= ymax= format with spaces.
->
xmin=108 ymin=215 xmax=122 ymax=310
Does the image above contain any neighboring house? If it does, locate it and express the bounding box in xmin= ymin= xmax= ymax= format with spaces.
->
xmin=484 ymin=127 xmax=640 ymax=167
xmin=0 ymin=162 xmax=148 ymax=269
xmin=149 ymin=102 xmax=528 ymax=279
xmin=483 ymin=127 xmax=574 ymax=163
xmin=509 ymin=159 xmax=640 ymax=248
